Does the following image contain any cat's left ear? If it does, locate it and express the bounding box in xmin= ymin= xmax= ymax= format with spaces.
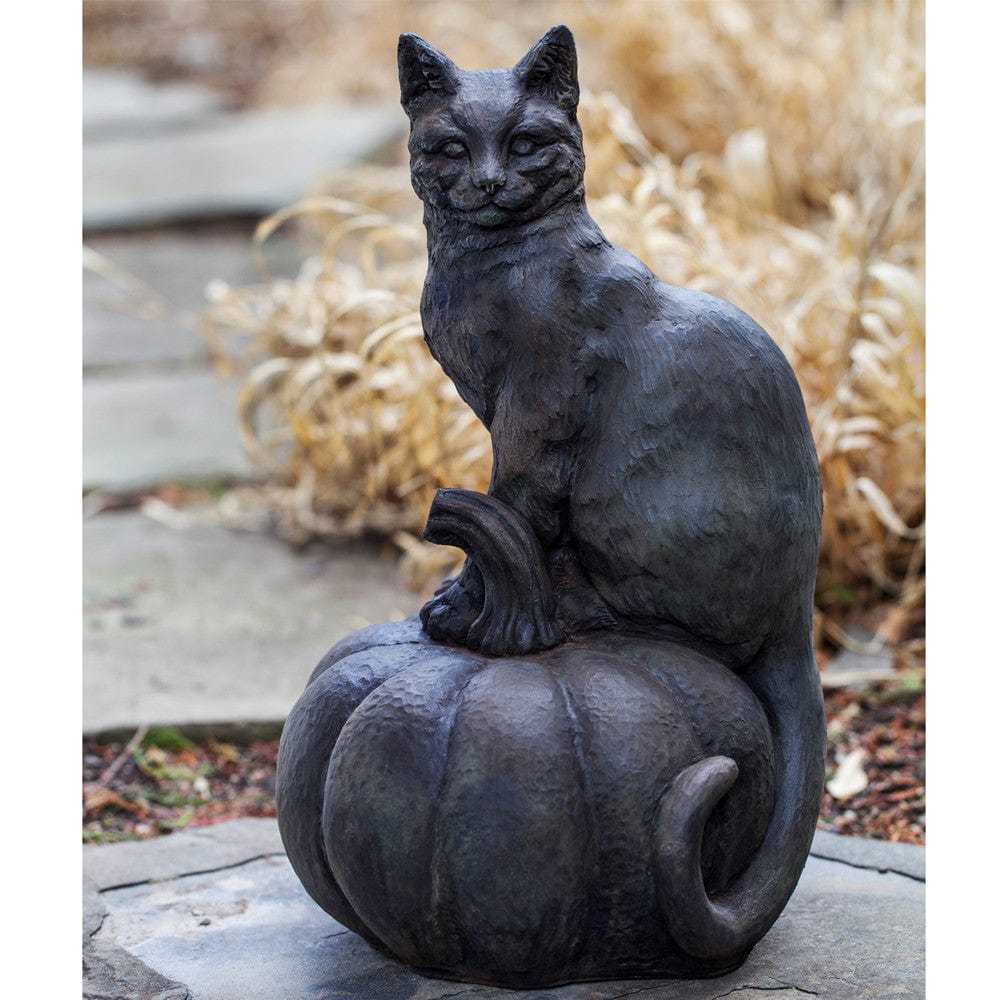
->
xmin=514 ymin=25 xmax=579 ymax=112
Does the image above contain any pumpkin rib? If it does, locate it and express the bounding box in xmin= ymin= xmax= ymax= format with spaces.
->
xmin=432 ymin=657 xmax=590 ymax=975
xmin=427 ymin=654 xmax=489 ymax=960
xmin=277 ymin=641 xmax=442 ymax=941
xmin=322 ymin=650 xmax=483 ymax=965
xmin=607 ymin=642 xmax=710 ymax=759
xmin=590 ymin=639 xmax=776 ymax=895
xmin=551 ymin=669 xmax=596 ymax=966
xmin=548 ymin=645 xmax=708 ymax=969
xmin=638 ymin=643 xmax=777 ymax=844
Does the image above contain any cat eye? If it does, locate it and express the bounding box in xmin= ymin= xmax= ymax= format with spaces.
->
xmin=510 ymin=137 xmax=536 ymax=156
xmin=438 ymin=140 xmax=467 ymax=159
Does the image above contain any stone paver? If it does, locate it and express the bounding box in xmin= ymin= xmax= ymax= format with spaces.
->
xmin=821 ymin=645 xmax=898 ymax=689
xmin=810 ymin=828 xmax=924 ymax=881
xmin=84 ymin=819 xmax=925 ymax=1000
xmin=83 ymin=69 xmax=229 ymax=141
xmin=84 ymin=103 xmax=403 ymax=229
xmin=83 ymin=369 xmax=253 ymax=492
xmin=820 ymin=626 xmax=899 ymax=689
xmin=83 ymin=225 xmax=308 ymax=491
xmin=83 ymin=227 xmax=302 ymax=370
xmin=85 ymin=819 xmax=284 ymax=892
xmin=83 ymin=510 xmax=421 ymax=735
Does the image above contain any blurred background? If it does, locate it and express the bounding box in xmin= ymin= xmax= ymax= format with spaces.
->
xmin=82 ymin=0 xmax=924 ymax=846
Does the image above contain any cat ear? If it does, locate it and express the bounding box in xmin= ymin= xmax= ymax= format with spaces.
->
xmin=398 ymin=34 xmax=460 ymax=115
xmin=514 ymin=24 xmax=579 ymax=112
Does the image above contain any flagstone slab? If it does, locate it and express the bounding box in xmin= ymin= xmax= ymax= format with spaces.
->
xmin=83 ymin=369 xmax=253 ymax=492
xmin=84 ymin=103 xmax=403 ymax=229
xmin=83 ymin=511 xmax=420 ymax=735
xmin=83 ymin=227 xmax=303 ymax=370
xmin=83 ymin=819 xmax=925 ymax=1000
xmin=83 ymin=69 xmax=229 ymax=141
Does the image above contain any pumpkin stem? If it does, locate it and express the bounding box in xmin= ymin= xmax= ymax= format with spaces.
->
xmin=423 ymin=488 xmax=560 ymax=655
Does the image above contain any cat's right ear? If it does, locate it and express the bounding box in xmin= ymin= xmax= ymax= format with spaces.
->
xmin=398 ymin=34 xmax=460 ymax=117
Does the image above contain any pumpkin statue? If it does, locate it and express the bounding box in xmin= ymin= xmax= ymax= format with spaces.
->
xmin=278 ymin=615 xmax=778 ymax=986
xmin=277 ymin=26 xmax=825 ymax=989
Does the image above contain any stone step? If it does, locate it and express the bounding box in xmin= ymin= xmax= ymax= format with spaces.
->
xmin=83 ymin=369 xmax=253 ymax=492
xmin=83 ymin=69 xmax=230 ymax=142
xmin=83 ymin=820 xmax=925 ymax=1000
xmin=83 ymin=510 xmax=421 ymax=735
xmin=83 ymin=227 xmax=302 ymax=370
xmin=84 ymin=102 xmax=404 ymax=229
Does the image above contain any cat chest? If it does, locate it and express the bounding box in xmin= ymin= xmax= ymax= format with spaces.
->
xmin=422 ymin=256 xmax=560 ymax=340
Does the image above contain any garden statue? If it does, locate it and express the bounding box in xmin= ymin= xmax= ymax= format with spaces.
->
xmin=276 ymin=25 xmax=825 ymax=988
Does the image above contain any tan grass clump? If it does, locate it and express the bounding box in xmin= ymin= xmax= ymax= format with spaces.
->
xmin=202 ymin=1 xmax=924 ymax=650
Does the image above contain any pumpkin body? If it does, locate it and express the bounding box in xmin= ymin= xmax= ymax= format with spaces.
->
xmin=277 ymin=619 xmax=775 ymax=986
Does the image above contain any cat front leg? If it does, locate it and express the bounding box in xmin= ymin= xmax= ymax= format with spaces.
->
xmin=485 ymin=405 xmax=574 ymax=551
xmin=419 ymin=398 xmax=573 ymax=653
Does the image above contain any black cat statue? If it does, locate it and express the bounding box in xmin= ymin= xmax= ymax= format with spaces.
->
xmin=276 ymin=25 xmax=825 ymax=988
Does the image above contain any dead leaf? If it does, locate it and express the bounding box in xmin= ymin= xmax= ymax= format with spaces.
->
xmin=83 ymin=784 xmax=147 ymax=818
xmin=827 ymin=748 xmax=869 ymax=801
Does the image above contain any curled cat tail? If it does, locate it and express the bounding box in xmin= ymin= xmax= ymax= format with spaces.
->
xmin=423 ymin=488 xmax=560 ymax=655
xmin=653 ymin=632 xmax=825 ymax=961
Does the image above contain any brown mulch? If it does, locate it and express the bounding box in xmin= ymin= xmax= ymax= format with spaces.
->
xmin=819 ymin=686 xmax=925 ymax=845
xmin=83 ymin=730 xmax=277 ymax=844
xmin=83 ymin=683 xmax=924 ymax=847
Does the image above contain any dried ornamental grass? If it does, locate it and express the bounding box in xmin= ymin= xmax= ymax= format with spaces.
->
xmin=201 ymin=1 xmax=924 ymax=649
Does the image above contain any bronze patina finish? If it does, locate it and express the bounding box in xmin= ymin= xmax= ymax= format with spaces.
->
xmin=277 ymin=26 xmax=825 ymax=988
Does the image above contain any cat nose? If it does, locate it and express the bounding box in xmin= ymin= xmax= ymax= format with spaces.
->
xmin=475 ymin=172 xmax=507 ymax=195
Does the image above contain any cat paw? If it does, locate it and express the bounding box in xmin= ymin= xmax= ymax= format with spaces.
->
xmin=420 ymin=574 xmax=482 ymax=647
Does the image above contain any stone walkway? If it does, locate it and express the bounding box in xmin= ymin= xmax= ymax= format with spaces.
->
xmin=84 ymin=819 xmax=925 ymax=1000
xmin=83 ymin=69 xmax=403 ymax=228
xmin=83 ymin=70 xmax=418 ymax=736
xmin=82 ymin=226 xmax=303 ymax=492
xmin=83 ymin=510 xmax=419 ymax=735
xmin=82 ymin=223 xmax=422 ymax=736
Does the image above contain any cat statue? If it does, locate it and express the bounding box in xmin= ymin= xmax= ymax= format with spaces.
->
xmin=276 ymin=25 xmax=826 ymax=988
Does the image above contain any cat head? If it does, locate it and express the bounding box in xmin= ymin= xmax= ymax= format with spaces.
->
xmin=398 ymin=25 xmax=584 ymax=230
